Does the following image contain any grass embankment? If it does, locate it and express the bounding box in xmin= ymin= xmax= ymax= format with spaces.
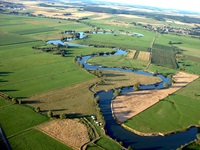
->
xmin=124 ymin=77 xmax=200 ymax=133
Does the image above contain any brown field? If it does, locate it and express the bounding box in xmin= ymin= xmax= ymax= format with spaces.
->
xmin=94 ymin=70 xmax=162 ymax=92
xmin=137 ymin=51 xmax=150 ymax=61
xmin=37 ymin=119 xmax=90 ymax=149
xmin=112 ymin=72 xmax=199 ymax=123
xmin=26 ymin=79 xmax=98 ymax=116
xmin=127 ymin=50 xmax=137 ymax=59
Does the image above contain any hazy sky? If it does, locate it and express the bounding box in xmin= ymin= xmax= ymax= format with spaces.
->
xmin=101 ymin=0 xmax=200 ymax=12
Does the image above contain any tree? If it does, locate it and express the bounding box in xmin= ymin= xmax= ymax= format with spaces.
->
xmin=12 ymin=98 xmax=17 ymax=104
xmin=134 ymin=83 xmax=140 ymax=91
xmin=35 ymin=106 xmax=41 ymax=113
xmin=60 ymin=113 xmax=66 ymax=119
xmin=113 ymin=89 xmax=121 ymax=97
xmin=47 ymin=110 xmax=53 ymax=118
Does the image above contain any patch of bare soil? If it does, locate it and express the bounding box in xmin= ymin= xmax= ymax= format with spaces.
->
xmin=37 ymin=119 xmax=90 ymax=149
xmin=112 ymin=72 xmax=199 ymax=123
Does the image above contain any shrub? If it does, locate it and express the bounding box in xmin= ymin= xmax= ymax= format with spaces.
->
xmin=47 ymin=110 xmax=53 ymax=118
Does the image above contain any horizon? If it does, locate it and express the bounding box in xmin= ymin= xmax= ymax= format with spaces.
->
xmin=97 ymin=0 xmax=200 ymax=13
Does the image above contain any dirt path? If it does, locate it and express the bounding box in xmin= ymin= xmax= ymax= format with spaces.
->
xmin=112 ymin=72 xmax=199 ymax=123
xmin=37 ymin=119 xmax=90 ymax=150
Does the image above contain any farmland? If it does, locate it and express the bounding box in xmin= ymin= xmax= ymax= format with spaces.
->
xmin=0 ymin=0 xmax=200 ymax=149
xmin=123 ymin=73 xmax=200 ymax=134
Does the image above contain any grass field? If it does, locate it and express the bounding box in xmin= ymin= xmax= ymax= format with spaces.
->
xmin=0 ymin=100 xmax=48 ymax=137
xmin=124 ymin=78 xmax=200 ymax=133
xmin=87 ymin=55 xmax=148 ymax=69
xmin=76 ymin=34 xmax=151 ymax=50
xmin=8 ymin=129 xmax=72 ymax=150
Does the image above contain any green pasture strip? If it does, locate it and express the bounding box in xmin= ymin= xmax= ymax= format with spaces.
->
xmin=86 ymin=143 xmax=104 ymax=150
xmin=124 ymin=93 xmax=200 ymax=133
xmin=147 ymin=64 xmax=177 ymax=74
xmin=0 ymin=104 xmax=48 ymax=137
xmin=133 ymin=50 xmax=139 ymax=59
xmin=0 ymin=34 xmax=37 ymax=46
xmin=95 ymin=135 xmax=122 ymax=150
xmin=87 ymin=55 xmax=148 ymax=69
xmin=8 ymin=129 xmax=72 ymax=150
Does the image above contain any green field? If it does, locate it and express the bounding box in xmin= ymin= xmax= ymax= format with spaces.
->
xmin=124 ymin=78 xmax=200 ymax=133
xmin=8 ymin=129 xmax=72 ymax=150
xmin=87 ymin=55 xmax=148 ymax=69
xmin=0 ymin=100 xmax=48 ymax=137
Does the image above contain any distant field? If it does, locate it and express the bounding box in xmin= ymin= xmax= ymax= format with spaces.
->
xmin=8 ymin=129 xmax=72 ymax=150
xmin=76 ymin=34 xmax=151 ymax=51
xmin=155 ymin=34 xmax=200 ymax=57
xmin=124 ymin=78 xmax=200 ymax=133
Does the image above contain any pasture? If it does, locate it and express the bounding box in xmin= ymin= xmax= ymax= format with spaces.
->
xmin=87 ymin=55 xmax=148 ymax=69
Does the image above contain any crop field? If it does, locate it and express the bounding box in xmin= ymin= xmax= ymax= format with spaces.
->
xmin=37 ymin=119 xmax=90 ymax=149
xmin=8 ymin=129 xmax=72 ymax=150
xmin=137 ymin=51 xmax=150 ymax=61
xmin=127 ymin=50 xmax=136 ymax=59
xmin=124 ymin=77 xmax=200 ymax=133
xmin=151 ymin=49 xmax=178 ymax=69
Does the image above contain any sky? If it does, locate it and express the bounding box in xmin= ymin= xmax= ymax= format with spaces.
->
xmin=99 ymin=0 xmax=200 ymax=12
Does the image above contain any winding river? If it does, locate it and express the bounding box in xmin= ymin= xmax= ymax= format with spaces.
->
xmin=47 ymin=39 xmax=198 ymax=150
xmin=78 ymin=50 xmax=198 ymax=150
